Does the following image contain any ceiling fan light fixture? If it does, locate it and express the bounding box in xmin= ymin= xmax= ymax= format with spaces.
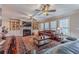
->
xmin=41 ymin=4 xmax=56 ymax=16
xmin=43 ymin=11 xmax=49 ymax=16
xmin=35 ymin=4 xmax=56 ymax=16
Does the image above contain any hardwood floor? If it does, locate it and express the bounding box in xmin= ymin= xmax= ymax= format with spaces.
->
xmin=22 ymin=36 xmax=35 ymax=53
xmin=2 ymin=36 xmax=60 ymax=54
xmin=3 ymin=37 xmax=12 ymax=54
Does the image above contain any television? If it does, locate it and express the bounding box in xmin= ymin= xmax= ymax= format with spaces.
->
xmin=22 ymin=21 xmax=31 ymax=27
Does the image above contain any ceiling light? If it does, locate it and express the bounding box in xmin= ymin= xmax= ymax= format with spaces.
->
xmin=36 ymin=4 xmax=56 ymax=16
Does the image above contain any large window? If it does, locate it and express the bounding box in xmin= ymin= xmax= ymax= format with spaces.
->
xmin=50 ymin=21 xmax=57 ymax=30
xmin=45 ymin=22 xmax=49 ymax=30
xmin=59 ymin=18 xmax=70 ymax=35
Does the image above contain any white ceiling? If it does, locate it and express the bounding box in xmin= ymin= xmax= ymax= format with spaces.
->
xmin=1 ymin=4 xmax=79 ymax=21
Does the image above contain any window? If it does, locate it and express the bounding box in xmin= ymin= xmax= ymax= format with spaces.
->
xmin=59 ymin=18 xmax=70 ymax=35
xmin=45 ymin=22 xmax=49 ymax=30
xmin=50 ymin=21 xmax=57 ymax=30
xmin=40 ymin=23 xmax=44 ymax=30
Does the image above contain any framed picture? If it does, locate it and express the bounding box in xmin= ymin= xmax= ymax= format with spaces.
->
xmin=32 ymin=22 xmax=39 ymax=30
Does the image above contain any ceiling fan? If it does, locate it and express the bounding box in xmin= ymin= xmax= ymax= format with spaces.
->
xmin=26 ymin=11 xmax=39 ymax=21
xmin=35 ymin=4 xmax=56 ymax=16
xmin=26 ymin=4 xmax=56 ymax=20
xmin=17 ymin=10 xmax=39 ymax=22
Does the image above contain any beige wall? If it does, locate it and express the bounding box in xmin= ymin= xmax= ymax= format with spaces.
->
xmin=70 ymin=12 xmax=79 ymax=38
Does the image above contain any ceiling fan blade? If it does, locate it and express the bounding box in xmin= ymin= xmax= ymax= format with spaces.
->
xmin=37 ymin=12 xmax=43 ymax=15
xmin=32 ymin=10 xmax=41 ymax=17
xmin=48 ymin=10 xmax=56 ymax=12
xmin=35 ymin=9 xmax=41 ymax=11
xmin=33 ymin=18 xmax=37 ymax=21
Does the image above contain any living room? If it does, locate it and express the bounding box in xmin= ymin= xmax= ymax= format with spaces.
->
xmin=0 ymin=4 xmax=79 ymax=54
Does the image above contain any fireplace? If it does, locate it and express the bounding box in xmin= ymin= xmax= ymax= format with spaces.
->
xmin=23 ymin=29 xmax=31 ymax=36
